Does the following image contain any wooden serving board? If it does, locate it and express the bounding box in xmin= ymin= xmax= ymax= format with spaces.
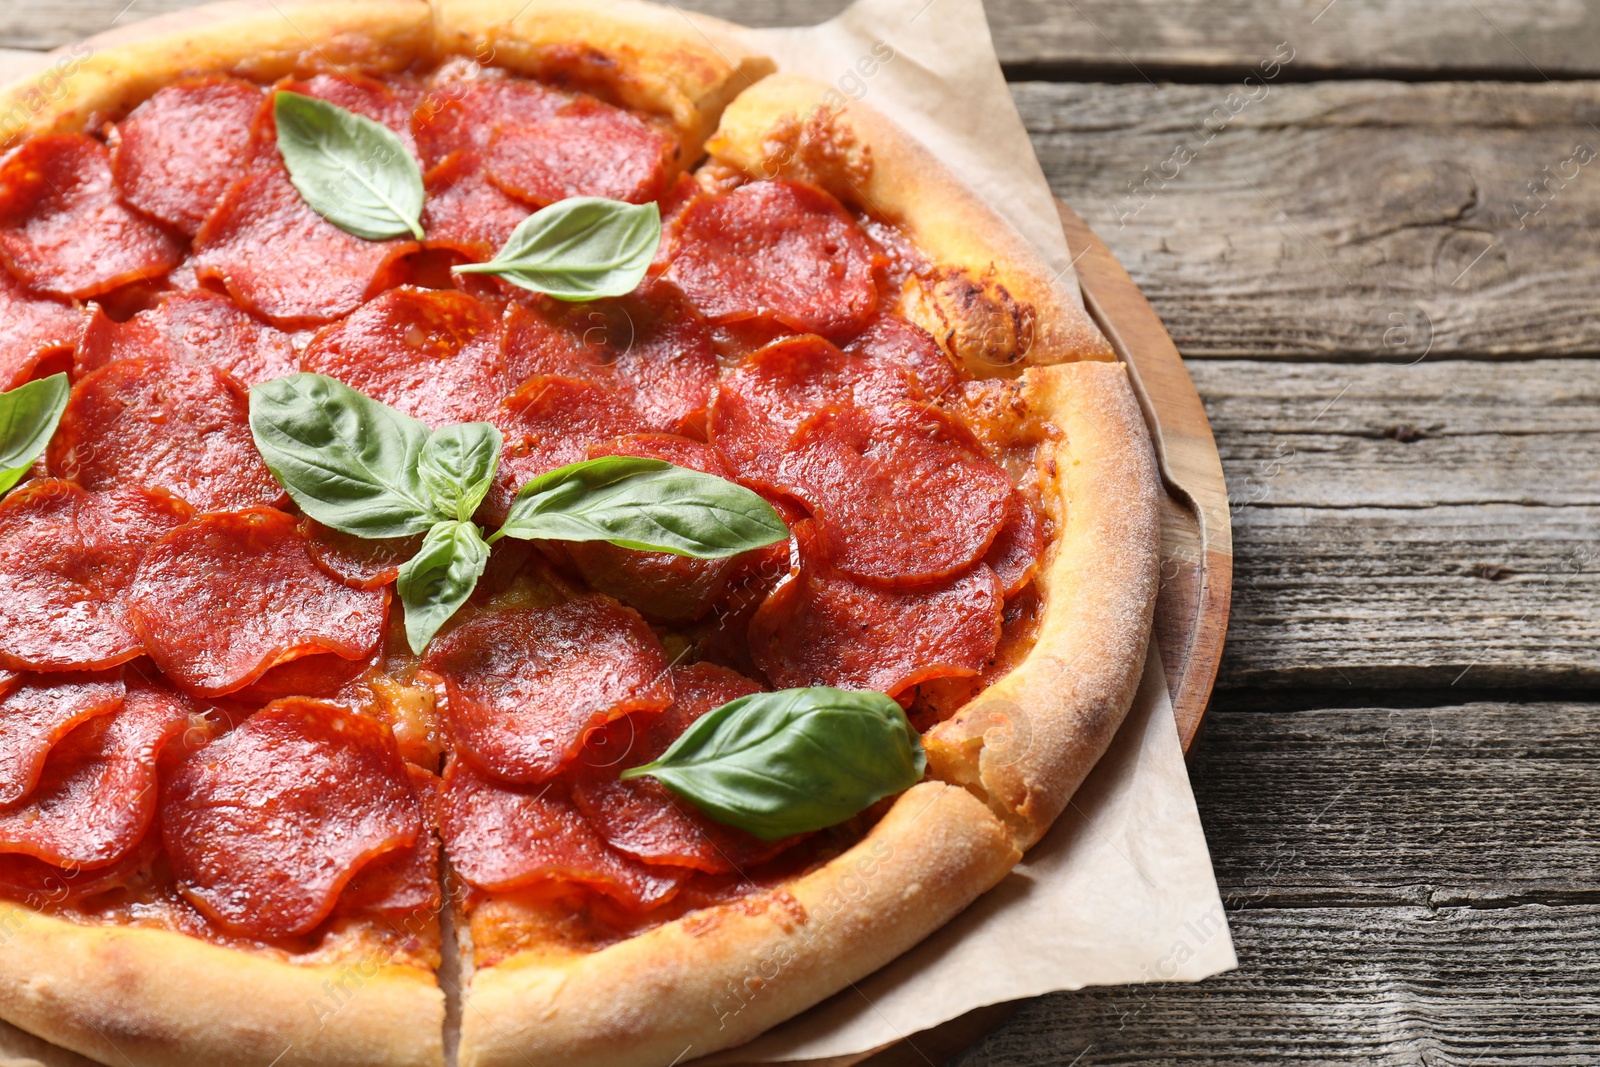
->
xmin=741 ymin=204 xmax=1234 ymax=1067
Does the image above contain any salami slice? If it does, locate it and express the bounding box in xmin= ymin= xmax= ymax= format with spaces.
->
xmin=439 ymin=757 xmax=684 ymax=910
xmin=129 ymin=508 xmax=390 ymax=697
xmin=749 ymin=522 xmax=1003 ymax=697
xmin=424 ymin=595 xmax=672 ymax=783
xmin=0 ymin=676 xmax=192 ymax=869
xmin=48 ymin=356 xmax=284 ymax=513
xmin=565 ymin=436 xmax=742 ymax=622
xmin=301 ymin=287 xmax=508 ymax=427
xmin=486 ymin=375 xmax=648 ymax=522
xmin=0 ymin=671 xmax=125 ymax=806
xmin=75 ymin=290 xmax=299 ymax=387
xmin=985 ymin=491 xmax=1047 ymax=597
xmin=486 ymin=97 xmax=675 ymax=206
xmin=0 ymin=270 xmax=86 ymax=389
xmin=776 ymin=403 xmax=1011 ymax=585
xmin=665 ymin=180 xmax=880 ymax=339
xmin=109 ymin=76 xmax=269 ymax=236
xmin=161 ymin=698 xmax=422 ymax=939
xmin=333 ymin=766 xmax=442 ymax=920
xmin=421 ymin=151 xmax=531 ymax=261
xmin=413 ymin=75 xmax=566 ymax=169
xmin=0 ymin=135 xmax=182 ymax=299
xmin=192 ymin=165 xmax=417 ymax=328
xmin=0 ymin=827 xmax=160 ymax=906
xmin=302 ymin=518 xmax=421 ymax=590
xmin=572 ymin=662 xmax=797 ymax=873
xmin=0 ymin=481 xmax=191 ymax=672
xmin=843 ymin=314 xmax=960 ymax=405
xmin=707 ymin=334 xmax=896 ymax=486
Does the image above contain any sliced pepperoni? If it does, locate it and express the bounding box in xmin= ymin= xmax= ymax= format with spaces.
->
xmin=424 ymin=595 xmax=672 ymax=783
xmin=665 ymin=180 xmax=879 ymax=340
xmin=486 ymin=97 xmax=676 ymax=206
xmin=192 ymin=165 xmax=417 ymax=328
xmin=0 ymin=827 xmax=160 ymax=905
xmin=707 ymin=335 xmax=873 ymax=486
xmin=75 ymin=290 xmax=299 ymax=387
xmin=985 ymin=491 xmax=1047 ymax=597
xmin=572 ymin=662 xmax=797 ymax=873
xmin=421 ymin=151 xmax=530 ymax=261
xmin=0 ymin=270 xmax=86 ymax=389
xmin=485 ymin=375 xmax=648 ymax=522
xmin=413 ymin=75 xmax=566 ymax=169
xmin=749 ymin=522 xmax=1003 ymax=697
xmin=565 ymin=436 xmax=741 ymax=622
xmin=439 ymin=757 xmax=683 ymax=910
xmin=334 ymin=766 xmax=442 ymax=920
xmin=776 ymin=404 xmax=1011 ymax=585
xmin=162 ymin=698 xmax=421 ymax=939
xmin=302 ymin=518 xmax=421 ymax=590
xmin=503 ymin=280 xmax=717 ymax=434
xmin=301 ymin=286 xmax=507 ymax=427
xmin=231 ymin=648 xmax=379 ymax=705
xmin=0 ymin=676 xmax=193 ymax=868
xmin=0 ymin=482 xmax=192 ymax=673
xmin=0 ymin=671 xmax=125 ymax=807
xmin=48 ymin=356 xmax=283 ymax=513
xmin=843 ymin=314 xmax=959 ymax=404
xmin=0 ymin=135 xmax=182 ymax=300
xmin=109 ymin=76 xmax=269 ymax=236
xmin=129 ymin=508 xmax=390 ymax=697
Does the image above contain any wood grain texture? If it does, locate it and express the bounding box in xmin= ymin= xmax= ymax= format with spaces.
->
xmin=1020 ymin=80 xmax=1600 ymax=360
xmin=9 ymin=0 xmax=1600 ymax=78
xmin=954 ymin=702 xmax=1600 ymax=1065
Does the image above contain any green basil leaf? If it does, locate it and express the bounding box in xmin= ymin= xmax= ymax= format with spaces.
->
xmin=495 ymin=456 xmax=788 ymax=558
xmin=452 ymin=197 xmax=660 ymax=301
xmin=621 ymin=687 xmax=926 ymax=839
xmin=419 ymin=422 xmax=502 ymax=521
xmin=274 ymin=90 xmax=425 ymax=240
xmin=249 ymin=373 xmax=437 ymax=538
xmin=0 ymin=373 xmax=68 ymax=499
xmin=396 ymin=519 xmax=490 ymax=655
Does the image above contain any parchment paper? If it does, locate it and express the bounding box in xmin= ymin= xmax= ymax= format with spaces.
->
xmin=0 ymin=2 xmax=1234 ymax=1064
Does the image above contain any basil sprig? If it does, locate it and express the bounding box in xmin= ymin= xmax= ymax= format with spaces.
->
xmin=495 ymin=456 xmax=788 ymax=554
xmin=622 ymin=687 xmax=927 ymax=839
xmin=453 ymin=197 xmax=661 ymax=300
xmin=0 ymin=373 xmax=69 ymax=499
xmin=248 ymin=374 xmax=786 ymax=653
xmin=274 ymin=91 xmax=425 ymax=240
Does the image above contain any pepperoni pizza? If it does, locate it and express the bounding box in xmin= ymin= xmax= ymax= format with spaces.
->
xmin=0 ymin=3 xmax=1160 ymax=1066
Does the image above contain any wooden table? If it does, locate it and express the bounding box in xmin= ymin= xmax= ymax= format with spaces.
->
xmin=6 ymin=1 xmax=1599 ymax=1063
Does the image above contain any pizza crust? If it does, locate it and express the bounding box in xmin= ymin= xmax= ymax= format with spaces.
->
xmin=703 ymin=73 xmax=1115 ymax=371
xmin=0 ymin=903 xmax=444 ymax=1067
xmin=456 ymin=782 xmax=1019 ymax=1067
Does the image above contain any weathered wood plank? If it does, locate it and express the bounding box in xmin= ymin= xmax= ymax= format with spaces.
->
xmin=1192 ymin=704 xmax=1600 ymax=903
xmin=953 ymin=703 xmax=1600 ymax=1066
xmin=10 ymin=0 xmax=1600 ymax=78
xmin=957 ymin=903 xmax=1600 ymax=1067
xmin=1019 ymin=80 xmax=1600 ymax=359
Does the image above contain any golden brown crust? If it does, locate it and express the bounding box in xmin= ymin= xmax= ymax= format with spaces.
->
xmin=0 ymin=1 xmax=434 ymax=150
xmin=431 ymin=0 xmax=775 ymax=165
xmin=456 ymin=783 xmax=1018 ymax=1067
xmin=703 ymin=73 xmax=1115 ymax=371
xmin=0 ymin=904 xmax=444 ymax=1067
xmin=926 ymin=362 xmax=1161 ymax=849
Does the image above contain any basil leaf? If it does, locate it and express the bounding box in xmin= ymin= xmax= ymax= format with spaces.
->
xmin=419 ymin=422 xmax=502 ymax=521
xmin=396 ymin=519 xmax=490 ymax=654
xmin=274 ymin=91 xmax=425 ymax=241
xmin=0 ymin=373 xmax=68 ymax=498
xmin=249 ymin=373 xmax=436 ymax=538
xmin=496 ymin=456 xmax=788 ymax=558
xmin=621 ymin=687 xmax=926 ymax=839
xmin=452 ymin=197 xmax=660 ymax=301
